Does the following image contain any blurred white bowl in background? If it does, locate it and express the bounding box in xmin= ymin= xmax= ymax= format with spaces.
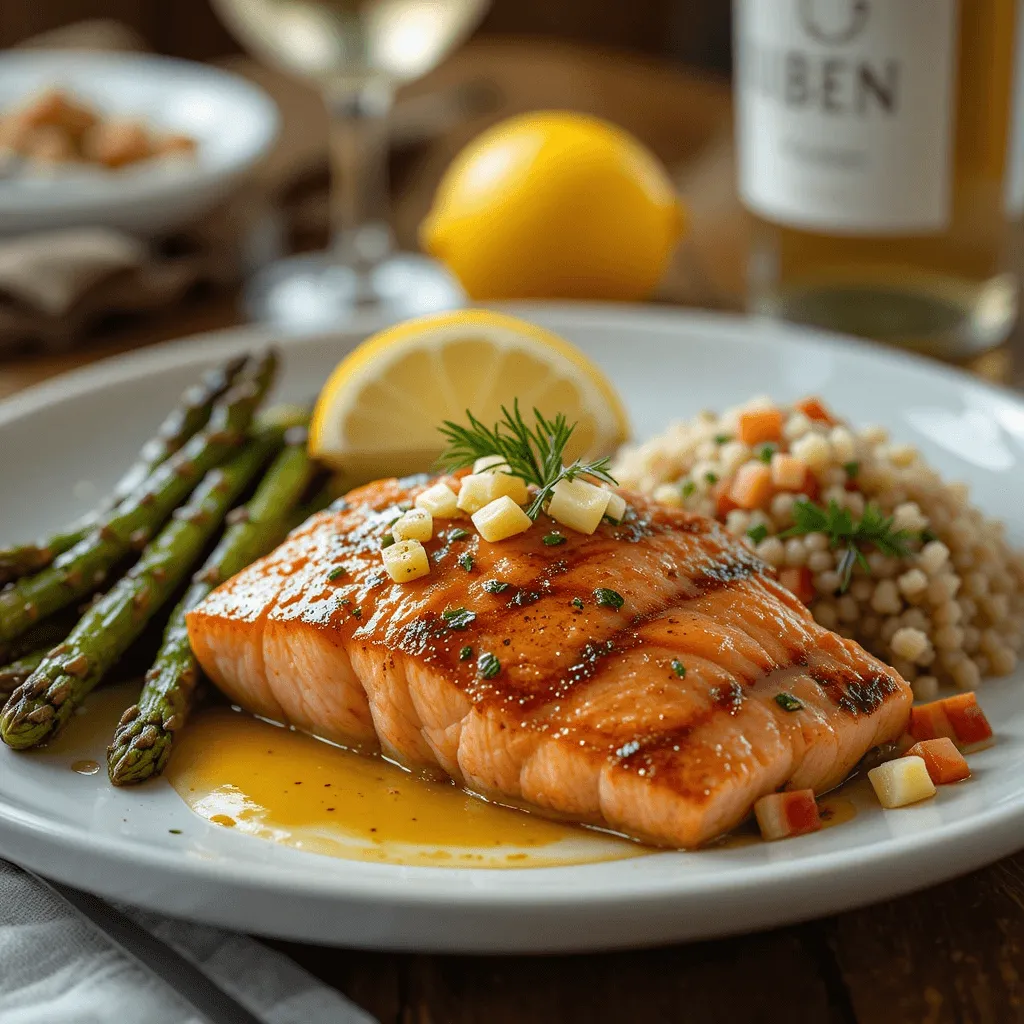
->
xmin=0 ymin=51 xmax=279 ymax=237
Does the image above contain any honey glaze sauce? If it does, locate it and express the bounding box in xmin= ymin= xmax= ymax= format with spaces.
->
xmin=166 ymin=707 xmax=647 ymax=869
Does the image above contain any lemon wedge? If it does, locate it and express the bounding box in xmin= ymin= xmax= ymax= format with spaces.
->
xmin=309 ymin=309 xmax=630 ymax=483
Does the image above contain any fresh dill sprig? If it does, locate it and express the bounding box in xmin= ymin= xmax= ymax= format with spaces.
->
xmin=781 ymin=499 xmax=913 ymax=592
xmin=436 ymin=402 xmax=617 ymax=520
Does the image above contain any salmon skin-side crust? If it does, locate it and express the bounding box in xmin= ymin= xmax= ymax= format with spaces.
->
xmin=187 ymin=476 xmax=911 ymax=848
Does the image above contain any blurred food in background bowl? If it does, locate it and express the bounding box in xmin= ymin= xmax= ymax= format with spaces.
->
xmin=0 ymin=51 xmax=278 ymax=236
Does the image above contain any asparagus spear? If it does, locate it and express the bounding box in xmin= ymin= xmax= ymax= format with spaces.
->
xmin=0 ymin=649 xmax=47 ymax=702
xmin=0 ymin=355 xmax=248 ymax=585
xmin=0 ymin=350 xmax=278 ymax=658
xmin=108 ymin=429 xmax=317 ymax=785
xmin=0 ymin=433 xmax=281 ymax=750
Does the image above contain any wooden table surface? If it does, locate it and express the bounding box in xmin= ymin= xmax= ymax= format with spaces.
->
xmin=4 ymin=40 xmax=1024 ymax=1024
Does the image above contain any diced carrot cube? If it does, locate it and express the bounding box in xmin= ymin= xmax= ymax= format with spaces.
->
xmin=737 ymin=408 xmax=783 ymax=446
xmin=778 ymin=566 xmax=815 ymax=604
xmin=908 ymin=693 xmax=993 ymax=749
xmin=906 ymin=738 xmax=971 ymax=784
xmin=716 ymin=489 xmax=740 ymax=518
xmin=941 ymin=693 xmax=993 ymax=747
xmin=907 ymin=702 xmax=955 ymax=743
xmin=754 ymin=790 xmax=822 ymax=841
xmin=794 ymin=397 xmax=837 ymax=426
xmin=729 ymin=463 xmax=774 ymax=510
xmin=796 ymin=470 xmax=820 ymax=501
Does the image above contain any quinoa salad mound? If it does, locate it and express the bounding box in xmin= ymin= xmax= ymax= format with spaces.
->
xmin=612 ymin=396 xmax=1024 ymax=699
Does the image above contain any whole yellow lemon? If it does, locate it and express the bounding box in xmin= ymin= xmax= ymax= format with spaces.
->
xmin=420 ymin=111 xmax=686 ymax=302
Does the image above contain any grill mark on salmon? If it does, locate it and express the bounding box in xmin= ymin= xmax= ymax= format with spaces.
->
xmin=187 ymin=476 xmax=912 ymax=848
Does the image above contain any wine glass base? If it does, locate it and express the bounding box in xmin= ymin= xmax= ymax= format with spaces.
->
xmin=243 ymin=252 xmax=467 ymax=333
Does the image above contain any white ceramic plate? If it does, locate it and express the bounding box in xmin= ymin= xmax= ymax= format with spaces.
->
xmin=1 ymin=303 xmax=1023 ymax=953
xmin=0 ymin=52 xmax=278 ymax=236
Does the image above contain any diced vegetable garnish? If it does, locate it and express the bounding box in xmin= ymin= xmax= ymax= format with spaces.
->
xmin=778 ymin=566 xmax=815 ymax=604
xmin=472 ymin=495 xmax=533 ymax=542
xmin=728 ymin=463 xmax=773 ymax=510
xmin=794 ymin=396 xmax=836 ymax=425
xmin=473 ymin=454 xmax=512 ymax=474
xmin=381 ymin=539 xmax=430 ymax=582
xmin=547 ymin=477 xmax=613 ymax=534
xmin=906 ymin=738 xmax=971 ymax=785
xmin=415 ymin=482 xmax=459 ymax=518
xmin=770 ymin=452 xmax=807 ymax=491
xmin=605 ymin=491 xmax=628 ymax=524
xmin=867 ymin=756 xmax=936 ymax=808
xmin=940 ymin=693 xmax=994 ymax=748
xmin=456 ymin=472 xmax=529 ymax=515
xmin=907 ymin=693 xmax=993 ymax=749
xmin=737 ymin=408 xmax=783 ymax=446
xmin=753 ymin=789 xmax=821 ymax=841
xmin=391 ymin=508 xmax=433 ymax=543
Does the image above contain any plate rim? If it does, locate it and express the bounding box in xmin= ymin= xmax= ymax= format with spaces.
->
xmin=1 ymin=301 xmax=1022 ymax=947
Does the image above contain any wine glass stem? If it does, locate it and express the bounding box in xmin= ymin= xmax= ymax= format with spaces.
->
xmin=326 ymin=81 xmax=395 ymax=285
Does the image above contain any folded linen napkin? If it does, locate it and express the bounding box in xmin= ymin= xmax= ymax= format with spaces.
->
xmin=0 ymin=861 xmax=377 ymax=1024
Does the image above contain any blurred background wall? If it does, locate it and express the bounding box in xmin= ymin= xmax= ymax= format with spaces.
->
xmin=0 ymin=0 xmax=733 ymax=74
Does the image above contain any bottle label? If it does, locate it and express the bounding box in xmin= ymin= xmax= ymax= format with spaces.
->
xmin=735 ymin=0 xmax=959 ymax=235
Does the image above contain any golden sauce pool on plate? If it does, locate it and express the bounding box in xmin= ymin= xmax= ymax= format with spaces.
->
xmin=166 ymin=707 xmax=646 ymax=868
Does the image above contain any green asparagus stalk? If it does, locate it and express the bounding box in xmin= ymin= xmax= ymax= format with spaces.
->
xmin=0 ymin=649 xmax=47 ymax=702
xmin=0 ymin=355 xmax=248 ymax=585
xmin=0 ymin=433 xmax=281 ymax=750
xmin=0 ymin=350 xmax=278 ymax=658
xmin=108 ymin=430 xmax=317 ymax=785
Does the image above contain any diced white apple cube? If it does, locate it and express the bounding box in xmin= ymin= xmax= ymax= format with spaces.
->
xmin=867 ymin=755 xmax=937 ymax=808
xmin=546 ymin=477 xmax=613 ymax=534
xmin=381 ymin=539 xmax=430 ymax=582
xmin=415 ymin=482 xmax=459 ymax=519
xmin=473 ymin=454 xmax=511 ymax=474
xmin=392 ymin=508 xmax=433 ymax=543
xmin=472 ymin=495 xmax=533 ymax=542
xmin=753 ymin=790 xmax=821 ymax=841
xmin=456 ymin=472 xmax=529 ymax=514
xmin=604 ymin=491 xmax=628 ymax=524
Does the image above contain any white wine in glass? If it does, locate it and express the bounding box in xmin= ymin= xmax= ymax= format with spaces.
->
xmin=214 ymin=0 xmax=490 ymax=330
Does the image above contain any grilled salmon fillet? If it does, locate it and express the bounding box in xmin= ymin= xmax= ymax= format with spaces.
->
xmin=187 ymin=477 xmax=912 ymax=848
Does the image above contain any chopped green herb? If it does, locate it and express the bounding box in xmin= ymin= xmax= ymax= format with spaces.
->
xmin=681 ymin=480 xmax=697 ymax=499
xmin=352 ymin=607 xmax=363 ymax=619
xmin=483 ymin=579 xmax=509 ymax=594
xmin=380 ymin=534 xmax=395 ymax=549
xmin=459 ymin=645 xmax=473 ymax=661
xmin=670 ymin=659 xmax=686 ymax=678
xmin=775 ymin=692 xmax=803 ymax=712
xmin=704 ymin=471 xmax=719 ymax=485
xmin=543 ymin=532 xmax=566 ymax=546
xmin=436 ymin=402 xmax=618 ymax=520
xmin=168 ymin=829 xmax=182 ymax=835
xmin=458 ymin=553 xmax=474 ymax=571
xmin=746 ymin=524 xmax=769 ymax=545
xmin=594 ymin=587 xmax=624 ymax=610
xmin=327 ymin=566 xmax=348 ymax=581
xmin=921 ymin=528 xmax=938 ymax=544
xmin=477 ymin=652 xmax=501 ymax=679
xmin=714 ymin=433 xmax=732 ymax=445
xmin=781 ymin=499 xmax=912 ymax=592
xmin=442 ymin=607 xmax=476 ymax=630
xmin=758 ymin=445 xmax=776 ymax=464
xmin=449 ymin=527 xmax=470 ymax=541
xmin=843 ymin=461 xmax=860 ymax=479
xmin=572 ymin=596 xmax=585 ymax=610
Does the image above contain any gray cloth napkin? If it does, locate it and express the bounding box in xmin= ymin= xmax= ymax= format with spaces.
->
xmin=0 ymin=861 xmax=377 ymax=1024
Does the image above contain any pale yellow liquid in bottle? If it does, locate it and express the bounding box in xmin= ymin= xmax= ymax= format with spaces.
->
xmin=747 ymin=0 xmax=1020 ymax=358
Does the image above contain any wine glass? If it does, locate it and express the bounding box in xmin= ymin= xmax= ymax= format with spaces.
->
xmin=214 ymin=0 xmax=490 ymax=331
